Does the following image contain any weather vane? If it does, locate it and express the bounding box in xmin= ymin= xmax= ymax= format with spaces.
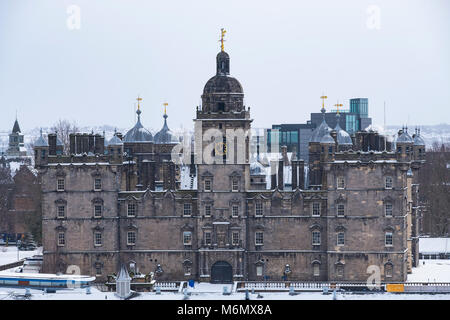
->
xmin=219 ymin=28 xmax=226 ymax=51
xmin=136 ymin=96 xmax=143 ymax=110
xmin=334 ymin=102 xmax=343 ymax=114
xmin=320 ymin=95 xmax=327 ymax=111
xmin=163 ymin=102 xmax=168 ymax=115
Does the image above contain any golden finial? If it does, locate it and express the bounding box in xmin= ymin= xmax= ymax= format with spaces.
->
xmin=334 ymin=101 xmax=343 ymax=114
xmin=163 ymin=102 xmax=168 ymax=115
xmin=320 ymin=95 xmax=327 ymax=110
xmin=136 ymin=96 xmax=143 ymax=111
xmin=219 ymin=28 xmax=227 ymax=52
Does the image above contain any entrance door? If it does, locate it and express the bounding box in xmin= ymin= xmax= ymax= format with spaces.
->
xmin=211 ymin=261 xmax=233 ymax=283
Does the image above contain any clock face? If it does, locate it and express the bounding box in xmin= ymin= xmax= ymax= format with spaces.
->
xmin=215 ymin=142 xmax=227 ymax=156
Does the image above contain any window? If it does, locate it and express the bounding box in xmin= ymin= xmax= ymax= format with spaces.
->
xmin=312 ymin=202 xmax=320 ymax=217
xmin=256 ymin=265 xmax=263 ymax=276
xmin=385 ymin=264 xmax=393 ymax=278
xmin=57 ymin=206 xmax=65 ymax=218
xmin=385 ymin=176 xmax=393 ymax=189
xmin=337 ymin=204 xmax=345 ymax=217
xmin=57 ymin=178 xmax=65 ymax=191
xmin=95 ymin=266 xmax=102 ymax=275
xmin=205 ymin=205 xmax=211 ymax=217
xmin=127 ymin=203 xmax=136 ymax=217
xmin=313 ymin=263 xmax=320 ymax=277
xmin=255 ymin=202 xmax=263 ymax=217
xmin=337 ymin=176 xmax=345 ymax=189
xmin=94 ymin=232 xmax=102 ymax=246
xmin=204 ymin=231 xmax=211 ymax=245
xmin=57 ymin=232 xmax=65 ymax=246
xmin=183 ymin=203 xmax=192 ymax=216
xmin=385 ymin=232 xmax=393 ymax=246
xmin=94 ymin=178 xmax=102 ymax=191
xmin=336 ymin=264 xmax=344 ymax=277
xmin=232 ymin=179 xmax=238 ymax=191
xmin=94 ymin=205 xmax=102 ymax=218
xmin=255 ymin=232 xmax=264 ymax=246
xmin=337 ymin=232 xmax=345 ymax=246
xmin=232 ymin=205 xmax=239 ymax=217
xmin=204 ymin=180 xmax=211 ymax=191
xmin=232 ymin=232 xmax=239 ymax=246
xmin=312 ymin=231 xmax=321 ymax=245
xmin=385 ymin=203 xmax=393 ymax=217
xmin=127 ymin=231 xmax=136 ymax=246
xmin=183 ymin=231 xmax=192 ymax=245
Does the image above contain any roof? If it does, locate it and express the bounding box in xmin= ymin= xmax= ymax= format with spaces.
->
xmin=413 ymin=132 xmax=425 ymax=146
xmin=154 ymin=114 xmax=178 ymax=144
xmin=335 ymin=120 xmax=353 ymax=145
xmin=310 ymin=117 xmax=332 ymax=143
xmin=203 ymin=75 xmax=243 ymax=94
xmin=108 ymin=134 xmax=123 ymax=146
xmin=12 ymin=119 xmax=21 ymax=133
xmin=34 ymin=129 xmax=48 ymax=147
xmin=397 ymin=130 xmax=413 ymax=143
xmin=419 ymin=237 xmax=450 ymax=254
xmin=123 ymin=110 xmax=153 ymax=143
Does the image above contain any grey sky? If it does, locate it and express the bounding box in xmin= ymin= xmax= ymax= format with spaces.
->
xmin=1 ymin=0 xmax=449 ymax=133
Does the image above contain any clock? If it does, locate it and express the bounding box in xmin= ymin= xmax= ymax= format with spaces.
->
xmin=215 ymin=142 xmax=227 ymax=156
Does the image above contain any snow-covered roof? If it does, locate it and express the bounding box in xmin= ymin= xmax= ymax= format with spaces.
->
xmin=419 ymin=237 xmax=450 ymax=254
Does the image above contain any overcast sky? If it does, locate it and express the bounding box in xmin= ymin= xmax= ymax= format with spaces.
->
xmin=1 ymin=0 xmax=449 ymax=133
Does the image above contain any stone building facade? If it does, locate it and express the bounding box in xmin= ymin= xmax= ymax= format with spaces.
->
xmin=35 ymin=48 xmax=425 ymax=283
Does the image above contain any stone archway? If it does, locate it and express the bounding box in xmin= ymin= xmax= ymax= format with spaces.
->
xmin=211 ymin=261 xmax=233 ymax=283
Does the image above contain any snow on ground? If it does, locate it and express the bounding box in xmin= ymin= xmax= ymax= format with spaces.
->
xmin=407 ymin=259 xmax=450 ymax=282
xmin=1 ymin=285 xmax=450 ymax=300
xmin=0 ymin=246 xmax=42 ymax=266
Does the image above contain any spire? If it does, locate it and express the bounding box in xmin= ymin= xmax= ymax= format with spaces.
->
xmin=320 ymin=95 xmax=327 ymax=114
xmin=12 ymin=119 xmax=21 ymax=133
xmin=216 ymin=29 xmax=230 ymax=75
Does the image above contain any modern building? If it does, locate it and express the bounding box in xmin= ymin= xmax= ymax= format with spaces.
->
xmin=35 ymin=41 xmax=424 ymax=284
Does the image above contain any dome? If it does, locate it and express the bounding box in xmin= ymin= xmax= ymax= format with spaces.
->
xmin=310 ymin=119 xmax=332 ymax=143
xmin=154 ymin=114 xmax=178 ymax=144
xmin=413 ymin=129 xmax=425 ymax=146
xmin=320 ymin=133 xmax=335 ymax=144
xmin=335 ymin=121 xmax=353 ymax=145
xmin=203 ymin=75 xmax=243 ymax=94
xmin=34 ymin=129 xmax=48 ymax=147
xmin=108 ymin=134 xmax=123 ymax=146
xmin=397 ymin=130 xmax=413 ymax=143
xmin=123 ymin=109 xmax=153 ymax=143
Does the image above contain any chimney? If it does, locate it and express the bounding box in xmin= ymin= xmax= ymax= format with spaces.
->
xmin=291 ymin=160 xmax=298 ymax=189
xmin=278 ymin=159 xmax=284 ymax=190
xmin=270 ymin=160 xmax=277 ymax=189
xmin=48 ymin=133 xmax=57 ymax=156
xmin=298 ymin=160 xmax=305 ymax=189
xmin=281 ymin=145 xmax=289 ymax=166
xmin=169 ymin=161 xmax=176 ymax=190
xmin=69 ymin=134 xmax=75 ymax=154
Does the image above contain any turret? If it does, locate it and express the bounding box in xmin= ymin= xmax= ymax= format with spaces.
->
xmin=34 ymin=129 xmax=49 ymax=167
xmin=107 ymin=130 xmax=124 ymax=164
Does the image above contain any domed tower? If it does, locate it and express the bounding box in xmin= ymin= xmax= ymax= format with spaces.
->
xmin=395 ymin=126 xmax=414 ymax=161
xmin=412 ymin=128 xmax=425 ymax=160
xmin=34 ymin=128 xmax=49 ymax=167
xmin=123 ymin=97 xmax=153 ymax=155
xmin=308 ymin=96 xmax=332 ymax=187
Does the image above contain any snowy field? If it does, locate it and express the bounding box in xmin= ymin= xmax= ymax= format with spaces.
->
xmin=0 ymin=246 xmax=42 ymax=267
xmin=407 ymin=259 xmax=450 ymax=282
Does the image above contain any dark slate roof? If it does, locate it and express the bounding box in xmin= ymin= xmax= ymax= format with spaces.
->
xmin=154 ymin=114 xmax=178 ymax=144
xmin=123 ymin=110 xmax=153 ymax=143
xmin=413 ymin=133 xmax=425 ymax=146
xmin=12 ymin=120 xmax=21 ymax=133
xmin=203 ymin=75 xmax=243 ymax=94
xmin=397 ymin=130 xmax=413 ymax=143
xmin=310 ymin=119 xmax=332 ymax=143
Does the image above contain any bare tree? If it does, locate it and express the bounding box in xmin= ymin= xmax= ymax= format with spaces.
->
xmin=419 ymin=142 xmax=450 ymax=236
xmin=51 ymin=119 xmax=79 ymax=154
